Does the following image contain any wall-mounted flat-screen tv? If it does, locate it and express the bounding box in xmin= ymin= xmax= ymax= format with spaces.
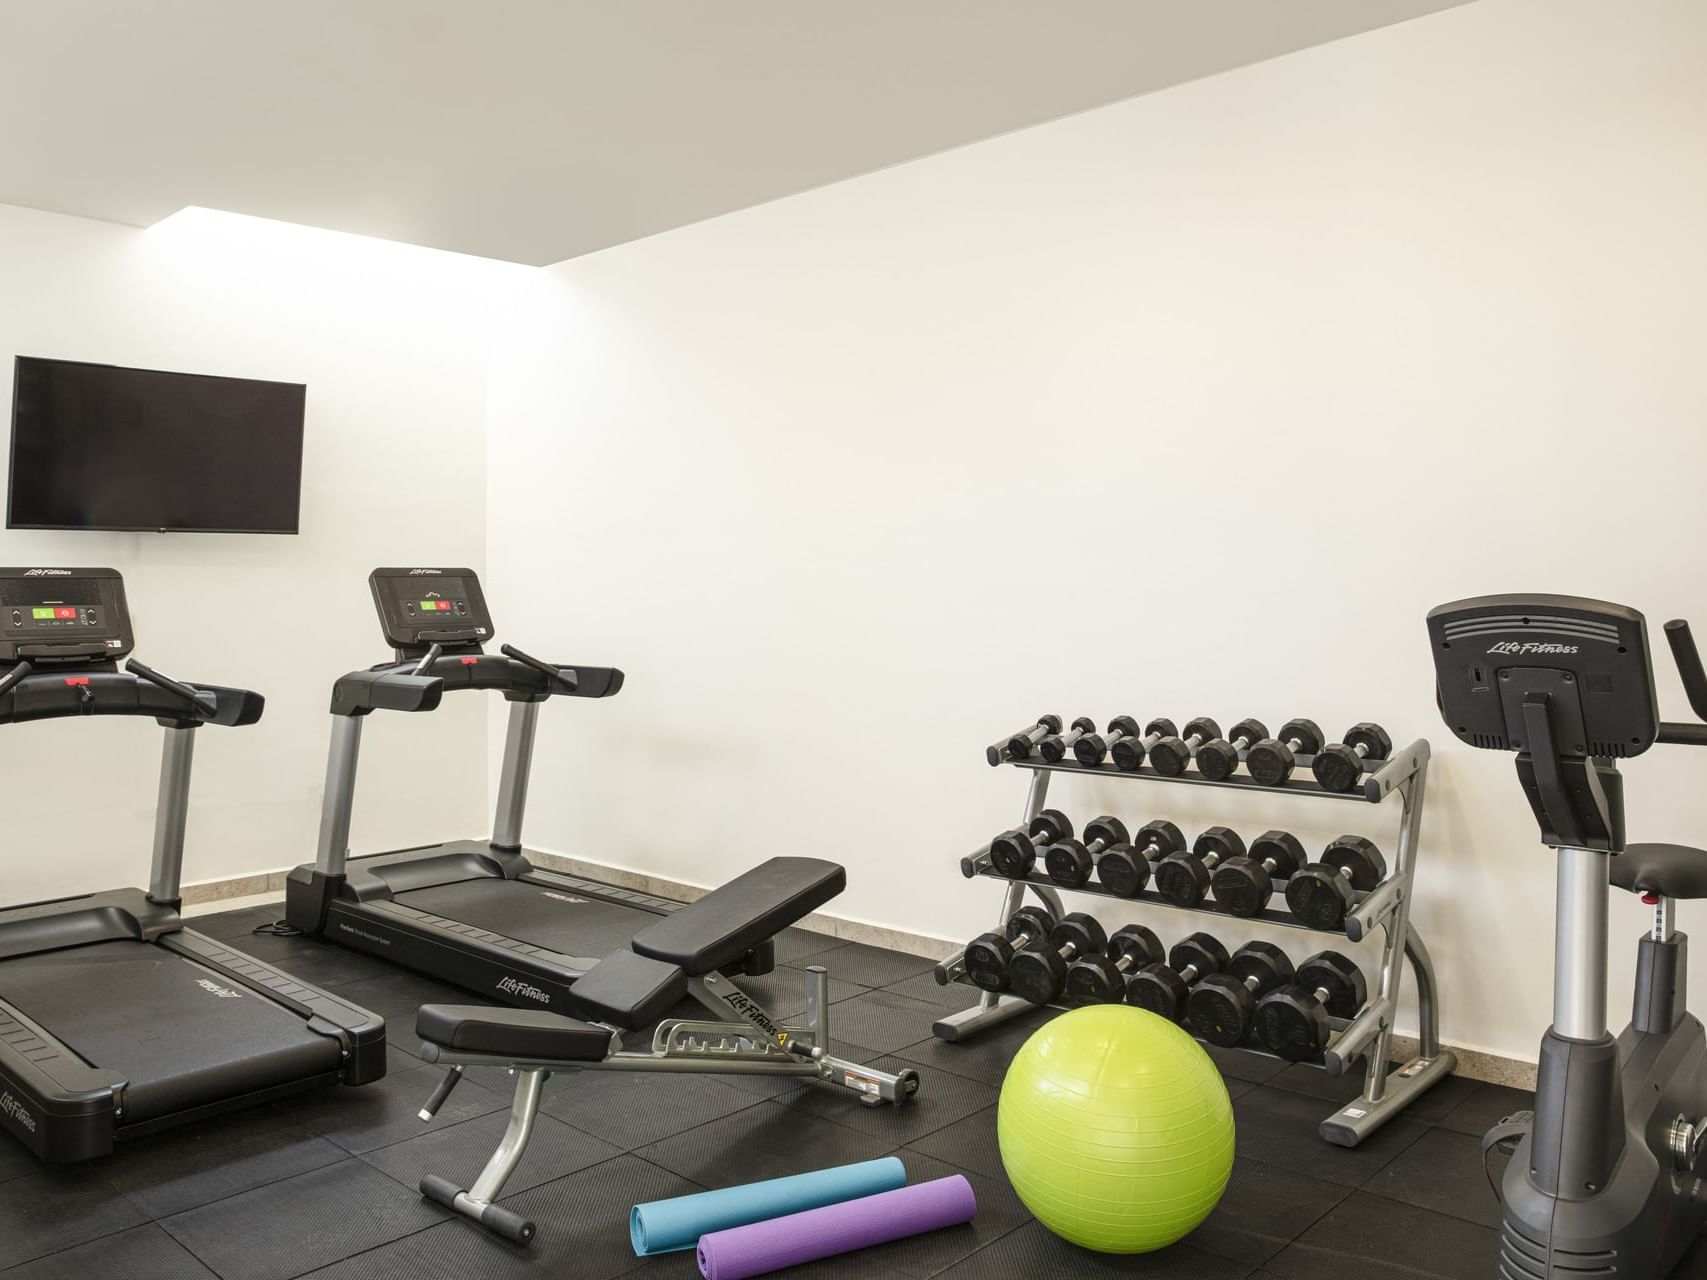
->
xmin=7 ymin=356 xmax=306 ymax=534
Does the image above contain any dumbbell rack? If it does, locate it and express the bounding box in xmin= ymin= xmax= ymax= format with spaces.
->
xmin=932 ymin=729 xmax=1454 ymax=1149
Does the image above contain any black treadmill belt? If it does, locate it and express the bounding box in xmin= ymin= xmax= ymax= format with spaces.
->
xmin=393 ymin=879 xmax=656 ymax=964
xmin=0 ymin=941 xmax=340 ymax=1124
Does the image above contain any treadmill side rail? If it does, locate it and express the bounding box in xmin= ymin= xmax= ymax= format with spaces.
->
xmin=166 ymin=930 xmax=388 ymax=1085
xmin=0 ymin=995 xmax=125 ymax=1161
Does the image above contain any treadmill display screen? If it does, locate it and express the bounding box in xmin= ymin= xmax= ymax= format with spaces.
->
xmin=369 ymin=567 xmax=493 ymax=653
xmin=0 ymin=567 xmax=133 ymax=663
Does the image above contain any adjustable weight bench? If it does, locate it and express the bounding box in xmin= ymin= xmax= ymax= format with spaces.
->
xmin=412 ymin=856 xmax=921 ymax=1243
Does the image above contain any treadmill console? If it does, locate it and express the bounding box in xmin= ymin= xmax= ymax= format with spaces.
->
xmin=370 ymin=567 xmax=492 ymax=654
xmin=0 ymin=567 xmax=133 ymax=665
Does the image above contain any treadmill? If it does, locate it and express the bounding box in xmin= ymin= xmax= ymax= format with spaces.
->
xmin=286 ymin=567 xmax=772 ymax=1014
xmin=0 ymin=568 xmax=386 ymax=1163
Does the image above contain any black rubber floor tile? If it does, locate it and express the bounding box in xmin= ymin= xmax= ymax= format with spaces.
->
xmin=0 ymin=1223 xmax=216 ymax=1280
xmin=331 ymin=969 xmax=480 ymax=1017
xmin=0 ymin=1163 xmax=148 ymax=1269
xmin=361 ymin=1108 xmax=622 ymax=1198
xmin=770 ymin=1051 xmax=994 ymax=1143
xmin=636 ymin=1102 xmax=896 ymax=1186
xmin=189 ymin=905 xmax=292 ymax=940
xmin=410 ymin=1153 xmax=703 ymax=1280
xmin=934 ymin=1220 xmax=1253 ymax=1279
xmin=618 ymin=1249 xmax=914 ymax=1280
xmin=160 ymin=1159 xmax=442 ymax=1280
xmin=880 ymin=970 xmax=984 ymax=1010
xmin=1265 ymin=1190 xmax=1498 ymax=1279
xmin=848 ymin=1150 xmax=1031 ymax=1278
xmin=0 ymin=1134 xmax=35 ymax=1183
xmin=1189 ymin=1158 xmax=1352 ymax=1269
xmin=1232 ymin=1086 xmax=1428 ymax=1188
xmin=540 ymin=1068 xmax=763 ymax=1150
xmin=794 ymin=941 xmax=938 ymax=988
xmin=1437 ymin=1081 xmax=1533 ymax=1138
xmin=774 ymin=929 xmax=847 ymax=965
xmin=891 ymin=1005 xmax=1054 ymax=1086
xmin=288 ymin=1064 xmax=505 ymax=1155
xmin=815 ymin=988 xmax=947 ymax=1054
xmin=238 ymin=932 xmax=399 ymax=988
xmin=100 ymin=1108 xmax=347 ymax=1218
xmin=1264 ymin=1061 xmax=1391 ymax=1104
xmin=1265 ymin=1062 xmax=1479 ymax=1126
xmin=724 ymin=964 xmax=868 ymax=1020
xmin=903 ymin=1105 xmax=1006 ymax=1180
xmin=1362 ymin=1126 xmax=1502 ymax=1229
xmin=1204 ymin=1042 xmax=1291 ymax=1084
xmin=1223 ymin=1076 xmax=1260 ymax=1103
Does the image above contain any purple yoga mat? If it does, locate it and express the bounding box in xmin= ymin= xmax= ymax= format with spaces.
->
xmin=696 ymin=1175 xmax=977 ymax=1280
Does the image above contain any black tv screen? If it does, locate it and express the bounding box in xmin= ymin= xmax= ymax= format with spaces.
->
xmin=7 ymin=356 xmax=305 ymax=534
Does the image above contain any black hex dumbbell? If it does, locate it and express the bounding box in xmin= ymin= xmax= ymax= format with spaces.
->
xmin=1095 ymin=819 xmax=1185 ymax=898
xmin=1074 ymin=715 xmax=1139 ymax=767
xmin=1254 ymin=952 xmax=1368 ymax=1062
xmin=1128 ymin=933 xmax=1230 ymax=1020
xmin=985 ymin=715 xmax=1064 ymax=766
xmin=1285 ymin=835 xmax=1388 ymax=930
xmin=1195 ymin=718 xmax=1269 ymax=782
xmin=1312 ymin=722 xmax=1394 ymax=793
xmin=987 ymin=809 xmax=1073 ymax=879
xmin=1113 ymin=718 xmax=1177 ymax=772
xmin=1187 ymin=941 xmax=1296 ymax=1048
xmin=962 ymin=905 xmax=1056 ymax=992
xmin=1244 ymin=718 xmax=1325 ymax=787
xmin=1038 ymin=716 xmax=1097 ymax=764
xmin=1008 ymin=914 xmax=1109 ymax=1005
xmin=962 ymin=906 xmax=1057 ymax=991
xmin=1045 ymin=815 xmax=1129 ymax=889
xmin=1211 ymin=829 xmax=1306 ymax=918
xmin=1154 ymin=825 xmax=1247 ymax=908
xmin=1148 ymin=717 xmax=1223 ymax=777
xmin=1063 ymin=924 xmax=1165 ymax=1006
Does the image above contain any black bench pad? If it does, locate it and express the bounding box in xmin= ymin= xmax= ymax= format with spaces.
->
xmin=568 ymin=948 xmax=689 ymax=1029
xmin=632 ymin=858 xmax=846 ymax=976
xmin=416 ymin=1005 xmax=613 ymax=1061
xmin=1613 ymin=843 xmax=1707 ymax=900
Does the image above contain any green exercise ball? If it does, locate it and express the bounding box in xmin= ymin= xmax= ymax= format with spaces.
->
xmin=997 ymin=1004 xmax=1234 ymax=1253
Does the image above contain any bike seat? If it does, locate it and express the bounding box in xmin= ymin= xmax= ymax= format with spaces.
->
xmin=1612 ymin=843 xmax=1707 ymax=900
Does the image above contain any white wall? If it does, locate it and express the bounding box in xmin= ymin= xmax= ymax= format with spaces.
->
xmin=485 ymin=0 xmax=1707 ymax=1062
xmin=0 ymin=204 xmax=517 ymax=904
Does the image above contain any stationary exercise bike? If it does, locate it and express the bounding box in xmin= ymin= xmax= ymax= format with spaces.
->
xmin=1429 ymin=595 xmax=1707 ymax=1278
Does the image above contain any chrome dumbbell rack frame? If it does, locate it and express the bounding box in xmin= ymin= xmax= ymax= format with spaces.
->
xmin=933 ymin=730 xmax=1454 ymax=1147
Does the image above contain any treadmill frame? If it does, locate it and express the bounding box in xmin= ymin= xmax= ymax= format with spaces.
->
xmin=0 ymin=722 xmax=386 ymax=1161
xmin=291 ymin=695 xmax=764 ymax=1016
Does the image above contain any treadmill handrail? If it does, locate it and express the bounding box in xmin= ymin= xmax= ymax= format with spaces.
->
xmin=329 ymin=653 xmax=622 ymax=716
xmin=0 ymin=667 xmax=263 ymax=728
xmin=329 ymin=669 xmax=446 ymax=717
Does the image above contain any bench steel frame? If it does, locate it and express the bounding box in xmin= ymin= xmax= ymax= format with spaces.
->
xmin=415 ymin=963 xmax=918 ymax=1242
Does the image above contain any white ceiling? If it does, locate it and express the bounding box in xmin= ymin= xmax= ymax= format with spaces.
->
xmin=0 ymin=1 xmax=1467 ymax=265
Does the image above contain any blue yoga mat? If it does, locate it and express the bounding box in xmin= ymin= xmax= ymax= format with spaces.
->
xmin=630 ymin=1157 xmax=908 ymax=1256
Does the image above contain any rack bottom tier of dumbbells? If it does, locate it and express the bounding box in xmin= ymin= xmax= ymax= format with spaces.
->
xmin=931 ymin=971 xmax=1454 ymax=1147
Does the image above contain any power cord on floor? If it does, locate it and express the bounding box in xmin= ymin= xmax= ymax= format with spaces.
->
xmin=252 ymin=920 xmax=304 ymax=937
xmin=1480 ymin=1111 xmax=1533 ymax=1202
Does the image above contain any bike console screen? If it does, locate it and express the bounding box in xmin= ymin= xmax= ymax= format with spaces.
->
xmin=369 ymin=567 xmax=493 ymax=653
xmin=0 ymin=567 xmax=134 ymax=665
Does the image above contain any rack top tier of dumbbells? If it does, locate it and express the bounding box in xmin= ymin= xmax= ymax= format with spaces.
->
xmin=933 ymin=714 xmax=1456 ymax=1150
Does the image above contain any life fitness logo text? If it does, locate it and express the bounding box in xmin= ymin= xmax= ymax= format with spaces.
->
xmin=408 ymin=568 xmax=443 ymax=575
xmin=23 ymin=569 xmax=71 ymax=577
xmin=497 ymin=976 xmax=551 ymax=1004
xmin=1486 ymin=641 xmax=1581 ymax=655
xmin=0 ymin=1092 xmax=37 ymax=1133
